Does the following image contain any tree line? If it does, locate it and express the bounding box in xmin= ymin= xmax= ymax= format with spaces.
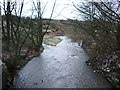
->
xmin=1 ymin=0 xmax=56 ymax=67
xmin=73 ymin=1 xmax=120 ymax=59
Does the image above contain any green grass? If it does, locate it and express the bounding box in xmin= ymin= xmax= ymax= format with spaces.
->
xmin=43 ymin=36 xmax=62 ymax=46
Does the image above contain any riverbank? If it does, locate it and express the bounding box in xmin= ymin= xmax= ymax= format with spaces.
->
xmin=13 ymin=36 xmax=110 ymax=88
xmin=2 ymin=47 xmax=43 ymax=89
xmin=2 ymin=34 xmax=62 ymax=89
xmin=64 ymin=27 xmax=120 ymax=88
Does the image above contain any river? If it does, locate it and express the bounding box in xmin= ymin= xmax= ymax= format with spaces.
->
xmin=13 ymin=36 xmax=111 ymax=88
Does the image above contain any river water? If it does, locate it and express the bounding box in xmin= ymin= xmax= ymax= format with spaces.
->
xmin=13 ymin=36 xmax=111 ymax=88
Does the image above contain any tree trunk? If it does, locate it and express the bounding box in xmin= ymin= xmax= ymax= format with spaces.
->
xmin=6 ymin=2 xmax=11 ymax=52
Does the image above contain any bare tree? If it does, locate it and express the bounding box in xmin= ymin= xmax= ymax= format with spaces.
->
xmin=23 ymin=0 xmax=57 ymax=51
xmin=1 ymin=0 xmax=30 ymax=66
xmin=73 ymin=1 xmax=120 ymax=53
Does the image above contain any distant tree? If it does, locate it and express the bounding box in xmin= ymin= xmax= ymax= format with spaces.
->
xmin=23 ymin=0 xmax=57 ymax=51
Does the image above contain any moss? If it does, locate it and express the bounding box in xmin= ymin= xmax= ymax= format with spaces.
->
xmin=43 ymin=37 xmax=62 ymax=46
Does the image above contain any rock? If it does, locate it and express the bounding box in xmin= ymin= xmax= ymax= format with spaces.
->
xmin=71 ymin=55 xmax=75 ymax=57
xmin=33 ymin=83 xmax=37 ymax=85
xmin=93 ymin=70 xmax=96 ymax=72
xmin=41 ymin=80 xmax=44 ymax=82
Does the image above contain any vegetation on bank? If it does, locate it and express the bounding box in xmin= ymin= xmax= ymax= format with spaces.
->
xmin=43 ymin=35 xmax=62 ymax=46
xmin=64 ymin=1 xmax=120 ymax=87
xmin=63 ymin=19 xmax=120 ymax=88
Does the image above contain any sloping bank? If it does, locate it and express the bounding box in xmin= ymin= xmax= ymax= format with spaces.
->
xmin=81 ymin=39 xmax=120 ymax=88
xmin=64 ymin=31 xmax=120 ymax=88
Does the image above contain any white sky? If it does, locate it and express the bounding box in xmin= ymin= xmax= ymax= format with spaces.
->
xmin=0 ymin=0 xmax=81 ymax=20
xmin=21 ymin=0 xmax=79 ymax=20
xmin=1 ymin=0 xmax=118 ymax=20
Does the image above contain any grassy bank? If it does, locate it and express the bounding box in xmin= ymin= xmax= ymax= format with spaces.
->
xmin=43 ymin=35 xmax=62 ymax=46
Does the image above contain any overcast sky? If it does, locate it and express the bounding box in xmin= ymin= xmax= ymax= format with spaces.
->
xmin=1 ymin=0 xmax=118 ymax=20
xmin=20 ymin=0 xmax=80 ymax=20
xmin=0 ymin=0 xmax=82 ymax=20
